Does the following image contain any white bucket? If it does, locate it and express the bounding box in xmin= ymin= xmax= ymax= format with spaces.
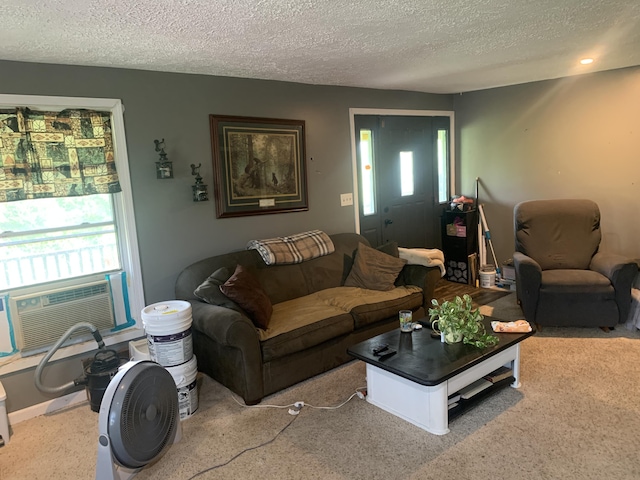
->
xmin=479 ymin=265 xmax=496 ymax=288
xmin=141 ymin=300 xmax=193 ymax=367
xmin=128 ymin=338 xmax=151 ymax=361
xmin=166 ymin=355 xmax=199 ymax=421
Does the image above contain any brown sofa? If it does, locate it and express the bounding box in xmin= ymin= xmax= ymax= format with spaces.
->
xmin=175 ymin=232 xmax=441 ymax=404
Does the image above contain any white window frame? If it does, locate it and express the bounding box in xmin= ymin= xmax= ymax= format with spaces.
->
xmin=0 ymin=94 xmax=145 ymax=375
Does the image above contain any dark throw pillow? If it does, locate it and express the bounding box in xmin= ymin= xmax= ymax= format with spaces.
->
xmin=376 ymin=241 xmax=400 ymax=258
xmin=219 ymin=265 xmax=273 ymax=329
xmin=193 ymin=267 xmax=245 ymax=313
xmin=344 ymin=242 xmax=407 ymax=291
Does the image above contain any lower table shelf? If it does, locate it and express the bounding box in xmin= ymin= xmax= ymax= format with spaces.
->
xmin=447 ymin=376 xmax=516 ymax=421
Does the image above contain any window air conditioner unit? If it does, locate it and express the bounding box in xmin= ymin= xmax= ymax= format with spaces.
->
xmin=11 ymin=280 xmax=116 ymax=355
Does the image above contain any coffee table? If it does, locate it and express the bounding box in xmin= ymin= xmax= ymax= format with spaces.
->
xmin=347 ymin=317 xmax=535 ymax=435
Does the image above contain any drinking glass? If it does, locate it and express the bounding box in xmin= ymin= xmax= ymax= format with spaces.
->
xmin=399 ymin=310 xmax=413 ymax=332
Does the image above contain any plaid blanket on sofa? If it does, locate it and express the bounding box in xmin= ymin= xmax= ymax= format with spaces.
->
xmin=247 ymin=230 xmax=335 ymax=265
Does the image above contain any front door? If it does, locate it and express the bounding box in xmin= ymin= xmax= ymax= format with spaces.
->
xmin=354 ymin=115 xmax=449 ymax=249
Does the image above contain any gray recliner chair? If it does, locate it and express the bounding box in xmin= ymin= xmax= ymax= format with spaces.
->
xmin=513 ymin=199 xmax=637 ymax=328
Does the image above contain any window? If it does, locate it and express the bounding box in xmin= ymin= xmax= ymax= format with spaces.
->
xmin=437 ymin=129 xmax=449 ymax=203
xmin=399 ymin=151 xmax=414 ymax=196
xmin=1 ymin=195 xmax=120 ymax=290
xmin=0 ymin=94 xmax=144 ymax=370
xmin=359 ymin=129 xmax=376 ymax=216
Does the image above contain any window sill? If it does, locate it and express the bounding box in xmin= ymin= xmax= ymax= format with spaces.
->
xmin=0 ymin=326 xmax=144 ymax=376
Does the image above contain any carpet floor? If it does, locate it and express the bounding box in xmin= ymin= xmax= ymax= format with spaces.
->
xmin=2 ymin=293 xmax=640 ymax=480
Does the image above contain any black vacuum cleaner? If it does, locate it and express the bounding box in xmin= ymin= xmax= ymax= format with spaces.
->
xmin=34 ymin=322 xmax=124 ymax=412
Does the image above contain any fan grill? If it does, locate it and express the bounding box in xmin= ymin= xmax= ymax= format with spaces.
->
xmin=109 ymin=363 xmax=178 ymax=469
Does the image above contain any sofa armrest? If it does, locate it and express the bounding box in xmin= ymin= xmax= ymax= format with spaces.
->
xmin=191 ymin=301 xmax=258 ymax=346
xmin=513 ymin=251 xmax=542 ymax=323
xmin=590 ymin=252 xmax=638 ymax=322
xmin=190 ymin=301 xmax=264 ymax=403
xmin=401 ymin=264 xmax=441 ymax=311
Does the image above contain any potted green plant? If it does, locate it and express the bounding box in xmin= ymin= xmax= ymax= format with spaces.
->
xmin=428 ymin=294 xmax=499 ymax=348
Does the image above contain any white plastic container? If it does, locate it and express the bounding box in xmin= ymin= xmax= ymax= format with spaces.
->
xmin=479 ymin=265 xmax=496 ymax=288
xmin=166 ymin=355 xmax=199 ymax=420
xmin=141 ymin=300 xmax=193 ymax=367
xmin=128 ymin=338 xmax=151 ymax=361
xmin=0 ymin=380 xmax=9 ymax=445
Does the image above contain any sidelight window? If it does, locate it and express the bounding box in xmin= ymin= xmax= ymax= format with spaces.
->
xmin=359 ymin=129 xmax=376 ymax=215
xmin=437 ymin=129 xmax=449 ymax=203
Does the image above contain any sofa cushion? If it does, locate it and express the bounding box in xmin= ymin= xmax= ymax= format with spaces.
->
xmin=349 ymin=290 xmax=423 ymax=328
xmin=220 ymin=265 xmax=273 ymax=329
xmin=376 ymin=241 xmax=400 ymax=258
xmin=298 ymin=251 xmax=351 ymax=293
xmin=541 ymin=269 xmax=614 ymax=294
xmin=254 ymin=263 xmax=310 ymax=305
xmin=342 ymin=241 xmax=401 ymax=285
xmin=259 ymin=285 xmax=422 ymax=360
xmin=259 ymin=295 xmax=354 ymax=361
xmin=317 ymin=286 xmax=423 ymax=329
xmin=344 ymin=242 xmax=407 ymax=291
xmin=193 ymin=267 xmax=245 ymax=313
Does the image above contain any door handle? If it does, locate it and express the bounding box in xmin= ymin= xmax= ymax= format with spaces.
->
xmin=384 ymin=219 xmax=393 ymax=226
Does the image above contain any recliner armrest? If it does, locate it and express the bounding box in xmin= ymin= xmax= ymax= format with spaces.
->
xmin=590 ymin=252 xmax=636 ymax=282
xmin=590 ymin=252 xmax=638 ymax=322
xmin=513 ymin=252 xmax=542 ymax=323
xmin=513 ymin=252 xmax=542 ymax=281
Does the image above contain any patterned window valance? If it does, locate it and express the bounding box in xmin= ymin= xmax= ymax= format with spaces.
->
xmin=0 ymin=107 xmax=121 ymax=202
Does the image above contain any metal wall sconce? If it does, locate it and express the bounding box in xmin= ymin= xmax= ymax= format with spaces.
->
xmin=154 ymin=138 xmax=173 ymax=179
xmin=191 ymin=163 xmax=209 ymax=202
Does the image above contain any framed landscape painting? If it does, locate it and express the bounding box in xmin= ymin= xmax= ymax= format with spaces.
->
xmin=209 ymin=115 xmax=308 ymax=218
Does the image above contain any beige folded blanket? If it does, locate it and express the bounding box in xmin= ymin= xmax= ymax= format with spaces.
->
xmin=398 ymin=247 xmax=445 ymax=277
xmin=491 ymin=319 xmax=532 ymax=333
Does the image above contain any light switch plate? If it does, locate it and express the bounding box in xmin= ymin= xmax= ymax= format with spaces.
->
xmin=340 ymin=193 xmax=353 ymax=206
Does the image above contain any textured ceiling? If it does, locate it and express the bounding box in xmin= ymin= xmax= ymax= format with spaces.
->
xmin=1 ymin=0 xmax=639 ymax=94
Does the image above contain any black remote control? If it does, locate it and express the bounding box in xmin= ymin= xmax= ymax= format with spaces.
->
xmin=372 ymin=344 xmax=389 ymax=355
xmin=377 ymin=348 xmax=397 ymax=359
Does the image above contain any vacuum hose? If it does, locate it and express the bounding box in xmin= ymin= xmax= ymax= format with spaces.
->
xmin=34 ymin=322 xmax=105 ymax=395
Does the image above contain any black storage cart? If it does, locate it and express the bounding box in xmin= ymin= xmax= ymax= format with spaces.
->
xmin=441 ymin=209 xmax=479 ymax=284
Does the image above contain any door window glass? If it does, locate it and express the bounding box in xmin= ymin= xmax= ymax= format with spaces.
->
xmin=400 ymin=151 xmax=414 ymax=196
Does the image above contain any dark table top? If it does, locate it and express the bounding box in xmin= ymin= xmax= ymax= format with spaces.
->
xmin=347 ymin=317 xmax=535 ymax=386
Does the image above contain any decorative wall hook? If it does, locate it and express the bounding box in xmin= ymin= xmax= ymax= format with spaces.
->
xmin=154 ymin=138 xmax=173 ymax=179
xmin=190 ymin=163 xmax=209 ymax=202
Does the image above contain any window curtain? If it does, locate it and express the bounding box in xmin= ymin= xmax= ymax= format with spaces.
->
xmin=0 ymin=107 xmax=121 ymax=202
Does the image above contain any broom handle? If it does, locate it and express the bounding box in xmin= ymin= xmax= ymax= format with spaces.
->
xmin=479 ymin=205 xmax=499 ymax=271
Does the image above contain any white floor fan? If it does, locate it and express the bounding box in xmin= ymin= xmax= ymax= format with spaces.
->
xmin=96 ymin=361 xmax=182 ymax=480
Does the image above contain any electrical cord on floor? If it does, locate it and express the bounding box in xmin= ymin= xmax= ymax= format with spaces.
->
xmin=185 ymin=387 xmax=369 ymax=478
xmin=230 ymin=394 xmax=300 ymax=411
xmin=303 ymin=389 xmax=365 ymax=410
xmin=184 ymin=414 xmax=299 ymax=480
xmin=230 ymin=386 xmax=367 ymax=414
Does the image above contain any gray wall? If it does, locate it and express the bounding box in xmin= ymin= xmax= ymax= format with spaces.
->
xmin=0 ymin=60 xmax=452 ymax=304
xmin=454 ymin=66 xmax=640 ymax=269
xmin=0 ymin=60 xmax=452 ymax=413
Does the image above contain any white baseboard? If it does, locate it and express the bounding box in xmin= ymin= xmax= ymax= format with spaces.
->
xmin=8 ymin=390 xmax=88 ymax=426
